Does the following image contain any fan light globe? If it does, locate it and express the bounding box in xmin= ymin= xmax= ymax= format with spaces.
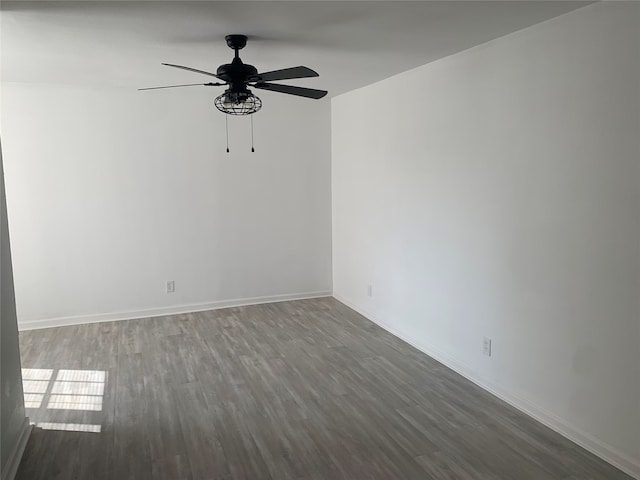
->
xmin=214 ymin=90 xmax=262 ymax=115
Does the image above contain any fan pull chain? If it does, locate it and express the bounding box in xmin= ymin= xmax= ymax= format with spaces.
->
xmin=251 ymin=115 xmax=255 ymax=153
xmin=225 ymin=115 xmax=230 ymax=153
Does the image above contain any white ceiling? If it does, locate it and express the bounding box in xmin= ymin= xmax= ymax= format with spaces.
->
xmin=1 ymin=1 xmax=592 ymax=97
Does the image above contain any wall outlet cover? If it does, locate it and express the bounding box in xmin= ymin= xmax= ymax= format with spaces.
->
xmin=483 ymin=336 xmax=492 ymax=357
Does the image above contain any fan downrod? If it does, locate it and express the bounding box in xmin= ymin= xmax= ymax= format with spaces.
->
xmin=225 ymin=35 xmax=248 ymax=51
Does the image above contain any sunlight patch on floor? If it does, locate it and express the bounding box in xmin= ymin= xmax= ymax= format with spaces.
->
xmin=22 ymin=368 xmax=107 ymax=432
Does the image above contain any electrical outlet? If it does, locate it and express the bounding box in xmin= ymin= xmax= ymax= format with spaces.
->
xmin=166 ymin=280 xmax=175 ymax=293
xmin=367 ymin=284 xmax=373 ymax=297
xmin=482 ymin=336 xmax=492 ymax=357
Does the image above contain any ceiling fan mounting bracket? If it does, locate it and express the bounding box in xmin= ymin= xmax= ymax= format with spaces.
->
xmin=225 ymin=34 xmax=248 ymax=51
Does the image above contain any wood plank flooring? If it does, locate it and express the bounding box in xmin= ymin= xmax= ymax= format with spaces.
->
xmin=16 ymin=298 xmax=632 ymax=480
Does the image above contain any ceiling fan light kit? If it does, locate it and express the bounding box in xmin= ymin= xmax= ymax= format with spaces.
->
xmin=214 ymin=90 xmax=262 ymax=115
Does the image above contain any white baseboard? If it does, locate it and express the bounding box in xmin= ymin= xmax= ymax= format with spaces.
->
xmin=333 ymin=293 xmax=640 ymax=480
xmin=18 ymin=291 xmax=332 ymax=331
xmin=1 ymin=418 xmax=32 ymax=480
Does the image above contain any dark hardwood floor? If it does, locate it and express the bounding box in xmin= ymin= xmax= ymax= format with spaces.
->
xmin=16 ymin=297 xmax=631 ymax=480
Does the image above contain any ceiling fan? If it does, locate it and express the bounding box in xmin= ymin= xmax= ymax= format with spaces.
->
xmin=139 ymin=34 xmax=328 ymax=115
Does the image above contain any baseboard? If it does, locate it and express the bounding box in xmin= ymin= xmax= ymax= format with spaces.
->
xmin=1 ymin=417 xmax=32 ymax=480
xmin=18 ymin=291 xmax=333 ymax=331
xmin=333 ymin=293 xmax=640 ymax=480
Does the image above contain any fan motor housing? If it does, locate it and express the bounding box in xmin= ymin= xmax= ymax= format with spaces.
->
xmin=216 ymin=57 xmax=258 ymax=90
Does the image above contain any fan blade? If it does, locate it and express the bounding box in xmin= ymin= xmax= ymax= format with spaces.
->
xmin=138 ymin=82 xmax=223 ymax=91
xmin=254 ymin=82 xmax=328 ymax=99
xmin=162 ymin=63 xmax=222 ymax=79
xmin=249 ymin=66 xmax=319 ymax=82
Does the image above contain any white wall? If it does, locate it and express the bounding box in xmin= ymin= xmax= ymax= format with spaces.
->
xmin=1 ymin=84 xmax=332 ymax=328
xmin=1 ymin=141 xmax=30 ymax=480
xmin=332 ymin=2 xmax=639 ymax=476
